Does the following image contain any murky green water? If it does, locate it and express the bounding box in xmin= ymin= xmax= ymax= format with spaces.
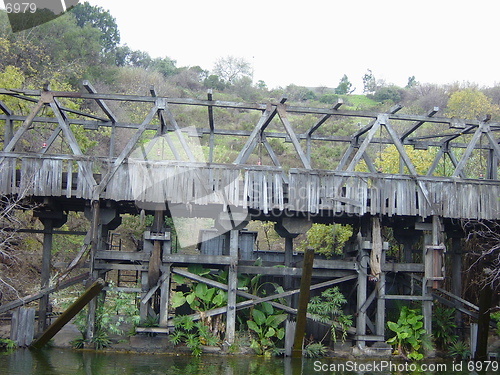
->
xmin=0 ymin=348 xmax=498 ymax=375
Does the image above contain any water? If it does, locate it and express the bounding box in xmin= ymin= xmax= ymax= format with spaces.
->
xmin=0 ymin=348 xmax=498 ymax=375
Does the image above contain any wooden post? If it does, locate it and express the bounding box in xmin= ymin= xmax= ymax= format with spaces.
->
xmin=148 ymin=211 xmax=164 ymax=289
xmin=38 ymin=218 xmax=53 ymax=334
xmin=159 ymin=233 xmax=171 ymax=328
xmin=475 ymin=279 xmax=493 ymax=360
xmin=284 ymin=236 xmax=294 ymax=304
xmin=225 ymin=230 xmax=239 ymax=345
xmin=451 ymin=237 xmax=463 ymax=331
xmin=3 ymin=117 xmax=12 ymax=150
xmin=86 ymin=200 xmax=100 ymax=340
xmin=356 ymin=248 xmax=369 ymax=349
xmin=31 ymin=279 xmax=105 ymax=349
xmin=422 ymin=216 xmax=441 ymax=338
xmin=291 ymin=248 xmax=314 ymax=357
xmin=11 ymin=308 xmax=35 ymax=346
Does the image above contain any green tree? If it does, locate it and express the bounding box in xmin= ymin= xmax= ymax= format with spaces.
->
xmin=445 ymin=89 xmax=500 ymax=120
xmin=71 ymin=1 xmax=120 ymax=53
xmin=334 ymin=74 xmax=353 ymax=95
xmin=406 ymin=75 xmax=418 ymax=88
xmin=373 ymin=145 xmax=441 ymax=175
xmin=362 ymin=69 xmax=377 ymax=94
xmin=149 ymin=56 xmax=177 ymax=77
xmin=373 ymin=86 xmax=402 ymax=103
xmin=297 ymin=223 xmax=353 ymax=257
xmin=204 ymin=74 xmax=226 ymax=91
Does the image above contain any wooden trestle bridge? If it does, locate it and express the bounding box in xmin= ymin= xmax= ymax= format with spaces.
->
xmin=0 ymin=83 xmax=499 ymax=352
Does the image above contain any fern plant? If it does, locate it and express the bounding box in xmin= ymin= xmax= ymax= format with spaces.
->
xmin=432 ymin=306 xmax=458 ymax=349
xmin=169 ymin=315 xmax=219 ymax=356
xmin=307 ymin=286 xmax=352 ymax=344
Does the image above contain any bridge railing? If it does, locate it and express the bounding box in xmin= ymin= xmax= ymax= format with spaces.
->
xmin=1 ymin=155 xmax=498 ymax=220
xmin=0 ymin=155 xmax=94 ymax=199
xmin=288 ymin=169 xmax=500 ymax=219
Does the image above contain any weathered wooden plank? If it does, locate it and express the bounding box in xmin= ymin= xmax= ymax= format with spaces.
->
xmin=95 ymin=250 xmax=149 ymax=262
xmin=162 ymin=254 xmax=234 ymax=265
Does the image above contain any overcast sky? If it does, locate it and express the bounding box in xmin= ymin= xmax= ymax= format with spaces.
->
xmin=3 ymin=1 xmax=500 ymax=91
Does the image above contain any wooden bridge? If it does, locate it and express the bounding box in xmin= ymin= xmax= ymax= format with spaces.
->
xmin=1 ymin=83 xmax=499 ymax=352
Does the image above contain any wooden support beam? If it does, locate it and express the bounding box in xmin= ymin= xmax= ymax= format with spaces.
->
xmin=277 ymin=104 xmax=312 ymax=169
xmin=1 ymin=99 xmax=44 ymax=156
xmin=0 ymin=99 xmax=12 ymax=115
xmin=261 ymin=133 xmax=283 ymax=168
xmin=0 ymin=273 xmax=89 ymax=315
xmin=163 ymin=103 xmax=196 ymax=162
xmin=292 ymin=248 xmax=314 ymax=357
xmin=207 ymin=89 xmax=215 ymax=163
xmin=234 ymin=103 xmax=278 ymax=164
xmin=37 ymin=219 xmax=53 ymax=333
xmin=452 ymin=123 xmax=485 ymax=177
xmin=346 ymin=115 xmax=385 ymax=172
xmin=384 ymin=117 xmax=434 ymax=211
xmin=49 ymin=100 xmax=97 ymax=189
xmin=401 ymin=107 xmax=439 ymax=141
xmin=225 ymin=230 xmax=238 ymax=345
xmin=31 ymin=279 xmax=105 ymax=349
xmin=86 ymin=200 xmax=100 ymax=341
xmin=96 ymin=103 xmax=159 ymax=197
xmin=483 ymin=125 xmax=500 ymax=161
xmin=83 ymin=81 xmax=118 ymax=123
xmin=306 ymin=99 xmax=343 ymax=137
xmin=159 ymin=264 xmax=171 ymax=327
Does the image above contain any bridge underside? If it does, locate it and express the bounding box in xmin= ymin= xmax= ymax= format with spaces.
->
xmin=1 ymin=85 xmax=498 ymax=351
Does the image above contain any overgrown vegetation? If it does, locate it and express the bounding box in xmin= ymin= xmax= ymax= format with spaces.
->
xmin=247 ymin=302 xmax=287 ymax=356
xmin=70 ymin=283 xmax=139 ymax=349
xmin=307 ymin=287 xmax=353 ymax=344
xmin=386 ymin=306 xmax=432 ymax=360
xmin=432 ymin=306 xmax=458 ymax=350
xmin=297 ymin=224 xmax=353 ymax=258
xmin=0 ymin=338 xmax=15 ymax=352
xmin=169 ymin=315 xmax=219 ymax=357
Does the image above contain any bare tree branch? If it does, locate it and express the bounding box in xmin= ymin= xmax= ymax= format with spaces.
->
xmin=462 ymin=219 xmax=500 ymax=290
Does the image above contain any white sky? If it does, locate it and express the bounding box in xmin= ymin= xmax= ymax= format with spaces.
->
xmin=4 ymin=1 xmax=500 ymax=91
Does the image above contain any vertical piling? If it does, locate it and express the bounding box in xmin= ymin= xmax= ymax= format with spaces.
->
xmin=38 ymin=218 xmax=53 ymax=333
xmin=225 ymin=230 xmax=239 ymax=345
xmin=291 ymin=248 xmax=314 ymax=357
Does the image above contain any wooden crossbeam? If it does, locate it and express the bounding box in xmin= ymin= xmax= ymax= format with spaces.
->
xmin=277 ymin=104 xmax=312 ymax=169
xmin=345 ymin=114 xmax=385 ymax=172
xmin=401 ymin=107 xmax=439 ymax=141
xmin=0 ymin=273 xmax=89 ymax=315
xmin=95 ymin=103 xmax=159 ymax=198
xmin=83 ymin=80 xmax=118 ymax=123
xmin=162 ymin=104 xmax=196 ymax=162
xmin=234 ymin=103 xmax=279 ymax=164
xmin=1 ymin=99 xmax=44 ymax=154
xmin=452 ymin=123 xmax=486 ymax=177
xmin=170 ymin=268 xmax=356 ymax=334
xmin=0 ymin=99 xmax=12 ymax=115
